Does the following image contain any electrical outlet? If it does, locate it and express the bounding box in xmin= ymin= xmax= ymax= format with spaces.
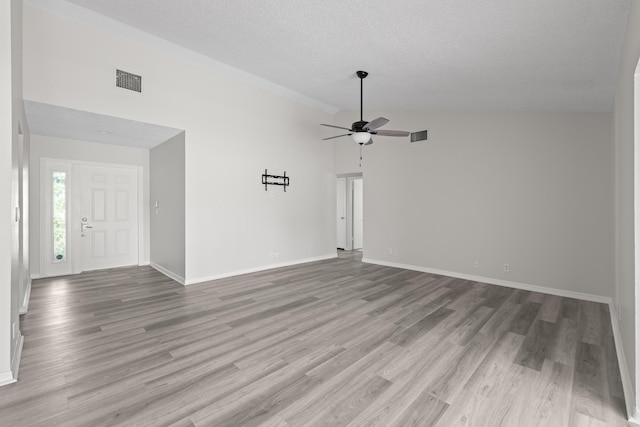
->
xmin=388 ymin=248 xmax=393 ymax=255
xmin=274 ymin=250 xmax=279 ymax=259
xmin=474 ymin=260 xmax=480 ymax=268
xmin=503 ymin=264 xmax=510 ymax=273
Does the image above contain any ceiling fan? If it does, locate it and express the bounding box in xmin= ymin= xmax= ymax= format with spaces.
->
xmin=321 ymin=71 xmax=410 ymax=145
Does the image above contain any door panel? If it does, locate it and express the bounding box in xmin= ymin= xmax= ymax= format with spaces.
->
xmin=78 ymin=165 xmax=139 ymax=271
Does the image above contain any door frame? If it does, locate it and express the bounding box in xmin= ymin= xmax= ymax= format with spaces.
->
xmin=336 ymin=173 xmax=363 ymax=251
xmin=352 ymin=177 xmax=363 ymax=250
xmin=39 ymin=157 xmax=144 ymax=277
xmin=336 ymin=177 xmax=347 ymax=249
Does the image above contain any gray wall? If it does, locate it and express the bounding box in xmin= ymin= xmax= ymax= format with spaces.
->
xmin=150 ymin=132 xmax=186 ymax=282
xmin=335 ymin=111 xmax=613 ymax=298
xmin=613 ymin=0 xmax=640 ymax=418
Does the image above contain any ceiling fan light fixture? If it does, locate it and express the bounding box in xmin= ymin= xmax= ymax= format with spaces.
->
xmin=352 ymin=132 xmax=371 ymax=144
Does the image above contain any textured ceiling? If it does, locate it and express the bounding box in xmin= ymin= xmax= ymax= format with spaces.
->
xmin=29 ymin=0 xmax=631 ymax=113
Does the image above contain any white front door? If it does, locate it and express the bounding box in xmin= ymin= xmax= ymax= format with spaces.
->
xmin=41 ymin=160 xmax=140 ymax=277
xmin=337 ymin=177 xmax=347 ymax=249
xmin=77 ymin=165 xmax=139 ymax=271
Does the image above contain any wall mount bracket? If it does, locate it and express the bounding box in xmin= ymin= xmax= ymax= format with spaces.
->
xmin=262 ymin=169 xmax=290 ymax=192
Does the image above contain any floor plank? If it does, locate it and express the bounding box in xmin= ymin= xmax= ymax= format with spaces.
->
xmin=0 ymin=255 xmax=629 ymax=426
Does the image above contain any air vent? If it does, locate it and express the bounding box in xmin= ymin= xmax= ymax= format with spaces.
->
xmin=410 ymin=130 xmax=428 ymax=142
xmin=116 ymin=69 xmax=142 ymax=93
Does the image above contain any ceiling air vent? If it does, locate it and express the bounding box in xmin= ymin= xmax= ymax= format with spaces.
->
xmin=410 ymin=130 xmax=428 ymax=142
xmin=116 ymin=69 xmax=142 ymax=93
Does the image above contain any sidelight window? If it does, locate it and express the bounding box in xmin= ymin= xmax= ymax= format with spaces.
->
xmin=52 ymin=171 xmax=67 ymax=263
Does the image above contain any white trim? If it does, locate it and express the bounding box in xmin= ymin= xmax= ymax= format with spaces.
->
xmin=609 ymin=301 xmax=637 ymax=422
xmin=0 ymin=334 xmax=25 ymax=387
xmin=185 ymin=253 xmax=337 ymax=286
xmin=11 ymin=334 xmax=24 ymax=382
xmin=23 ymin=0 xmax=339 ymax=114
xmin=19 ymin=278 xmax=32 ymax=315
xmin=150 ymin=262 xmax=185 ymax=286
xmin=361 ymin=258 xmax=612 ymax=304
xmin=136 ymin=168 xmax=145 ymax=266
xmin=0 ymin=372 xmax=15 ymax=387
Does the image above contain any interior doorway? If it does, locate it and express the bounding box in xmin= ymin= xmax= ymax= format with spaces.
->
xmin=336 ymin=173 xmax=363 ymax=254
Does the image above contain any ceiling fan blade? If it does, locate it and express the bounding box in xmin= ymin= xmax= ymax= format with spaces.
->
xmin=322 ymin=133 xmax=351 ymax=140
xmin=321 ymin=123 xmax=352 ymax=131
xmin=374 ymin=130 xmax=410 ymax=137
xmin=363 ymin=117 xmax=389 ymax=131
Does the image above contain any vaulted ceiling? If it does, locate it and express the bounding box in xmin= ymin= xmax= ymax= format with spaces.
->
xmin=33 ymin=0 xmax=631 ymax=113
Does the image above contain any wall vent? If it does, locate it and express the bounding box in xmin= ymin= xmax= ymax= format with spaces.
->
xmin=410 ymin=130 xmax=428 ymax=142
xmin=116 ymin=69 xmax=142 ymax=93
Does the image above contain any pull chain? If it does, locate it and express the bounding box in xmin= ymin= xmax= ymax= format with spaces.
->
xmin=359 ymin=144 xmax=363 ymax=167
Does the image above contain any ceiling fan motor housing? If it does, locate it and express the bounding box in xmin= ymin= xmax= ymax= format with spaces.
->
xmin=352 ymin=120 xmax=368 ymax=132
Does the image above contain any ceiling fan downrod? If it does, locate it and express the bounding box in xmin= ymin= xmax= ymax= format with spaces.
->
xmin=357 ymin=71 xmax=368 ymax=123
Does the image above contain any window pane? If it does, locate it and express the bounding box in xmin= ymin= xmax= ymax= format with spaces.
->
xmin=52 ymin=171 xmax=66 ymax=263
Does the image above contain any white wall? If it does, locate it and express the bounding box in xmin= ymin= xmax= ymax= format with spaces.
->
xmin=614 ymin=0 xmax=640 ymax=419
xmin=22 ymin=4 xmax=336 ymax=284
xmin=1 ymin=0 xmax=28 ymax=386
xmin=335 ymin=111 xmax=613 ymax=299
xmin=29 ymin=135 xmax=150 ymax=277
xmin=150 ymin=132 xmax=185 ymax=282
xmin=0 ymin=0 xmax=14 ymax=385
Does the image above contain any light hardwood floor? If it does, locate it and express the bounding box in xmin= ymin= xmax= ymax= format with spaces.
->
xmin=0 ymin=257 xmax=629 ymax=426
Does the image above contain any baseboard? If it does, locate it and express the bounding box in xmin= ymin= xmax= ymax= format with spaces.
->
xmin=149 ymin=263 xmax=186 ymax=285
xmin=609 ymin=302 xmax=638 ymax=424
xmin=362 ymin=258 xmax=611 ymax=304
xmin=19 ymin=278 xmax=32 ymax=315
xmin=186 ymin=253 xmax=338 ymax=286
xmin=0 ymin=333 xmax=24 ymax=387
xmin=0 ymin=371 xmax=15 ymax=387
xmin=11 ymin=333 xmax=24 ymax=381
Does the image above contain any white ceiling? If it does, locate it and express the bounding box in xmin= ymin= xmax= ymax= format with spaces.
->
xmin=23 ymin=0 xmax=631 ymax=147
xmin=43 ymin=0 xmax=630 ymax=113
xmin=24 ymin=101 xmax=183 ymax=149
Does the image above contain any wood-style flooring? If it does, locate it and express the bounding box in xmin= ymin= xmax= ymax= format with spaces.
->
xmin=0 ymin=256 xmax=629 ymax=426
